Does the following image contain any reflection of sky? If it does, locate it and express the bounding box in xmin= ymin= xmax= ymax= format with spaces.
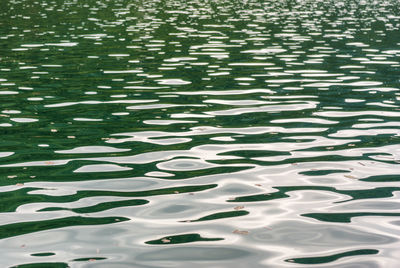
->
xmin=1 ymin=0 xmax=400 ymax=266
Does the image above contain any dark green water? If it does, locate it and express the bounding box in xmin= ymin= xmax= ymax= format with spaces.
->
xmin=1 ymin=0 xmax=400 ymax=267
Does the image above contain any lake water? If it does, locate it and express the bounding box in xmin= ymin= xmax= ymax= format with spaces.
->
xmin=1 ymin=0 xmax=400 ymax=267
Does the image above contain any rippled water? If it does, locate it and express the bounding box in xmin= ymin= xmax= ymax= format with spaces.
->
xmin=1 ymin=0 xmax=400 ymax=267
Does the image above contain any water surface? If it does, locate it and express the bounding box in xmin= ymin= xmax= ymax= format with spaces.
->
xmin=1 ymin=0 xmax=400 ymax=267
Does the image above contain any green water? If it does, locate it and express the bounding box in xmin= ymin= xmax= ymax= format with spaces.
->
xmin=1 ymin=0 xmax=400 ymax=267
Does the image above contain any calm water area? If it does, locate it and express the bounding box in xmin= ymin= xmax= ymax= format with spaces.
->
xmin=1 ymin=0 xmax=400 ymax=267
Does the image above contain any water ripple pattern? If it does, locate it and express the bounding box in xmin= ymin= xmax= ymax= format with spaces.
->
xmin=1 ymin=0 xmax=400 ymax=267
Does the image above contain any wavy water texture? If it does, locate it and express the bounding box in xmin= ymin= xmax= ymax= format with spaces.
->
xmin=0 ymin=0 xmax=400 ymax=267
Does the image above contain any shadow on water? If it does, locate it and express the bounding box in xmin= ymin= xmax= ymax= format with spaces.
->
xmin=0 ymin=216 xmax=129 ymax=240
xmin=285 ymin=249 xmax=379 ymax=264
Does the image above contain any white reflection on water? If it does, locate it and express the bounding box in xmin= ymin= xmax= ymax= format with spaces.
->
xmin=0 ymin=0 xmax=400 ymax=266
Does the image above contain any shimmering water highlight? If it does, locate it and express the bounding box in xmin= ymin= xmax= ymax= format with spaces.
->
xmin=1 ymin=0 xmax=400 ymax=267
